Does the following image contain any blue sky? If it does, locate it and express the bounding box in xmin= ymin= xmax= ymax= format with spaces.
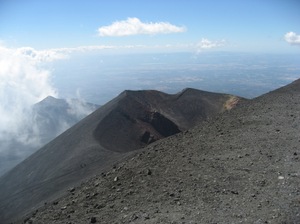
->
xmin=0 ymin=0 xmax=300 ymax=53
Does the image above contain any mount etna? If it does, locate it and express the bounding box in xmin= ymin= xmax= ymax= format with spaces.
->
xmin=0 ymin=88 xmax=243 ymax=223
xmin=1 ymin=79 xmax=300 ymax=223
xmin=16 ymin=80 xmax=300 ymax=224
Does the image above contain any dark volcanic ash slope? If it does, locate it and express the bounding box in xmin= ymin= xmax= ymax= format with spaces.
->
xmin=32 ymin=96 xmax=99 ymax=145
xmin=21 ymin=79 xmax=300 ymax=224
xmin=0 ymin=89 xmax=240 ymax=223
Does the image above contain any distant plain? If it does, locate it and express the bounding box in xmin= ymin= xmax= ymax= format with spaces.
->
xmin=50 ymin=52 xmax=300 ymax=105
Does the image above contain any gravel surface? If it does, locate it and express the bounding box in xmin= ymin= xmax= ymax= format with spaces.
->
xmin=18 ymin=79 xmax=300 ymax=223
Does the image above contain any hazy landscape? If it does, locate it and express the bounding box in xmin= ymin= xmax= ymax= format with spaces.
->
xmin=1 ymin=0 xmax=300 ymax=223
xmin=51 ymin=52 xmax=300 ymax=104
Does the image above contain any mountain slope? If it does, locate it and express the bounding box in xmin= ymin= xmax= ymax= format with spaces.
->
xmin=32 ymin=96 xmax=99 ymax=144
xmin=0 ymin=88 xmax=241 ymax=223
xmin=19 ymin=78 xmax=300 ymax=223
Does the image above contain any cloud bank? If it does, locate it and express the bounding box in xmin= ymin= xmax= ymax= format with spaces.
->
xmin=98 ymin=17 xmax=186 ymax=37
xmin=284 ymin=32 xmax=300 ymax=46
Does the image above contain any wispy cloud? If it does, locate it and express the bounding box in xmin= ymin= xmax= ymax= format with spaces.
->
xmin=6 ymin=39 xmax=229 ymax=64
xmin=284 ymin=32 xmax=300 ymax=46
xmin=16 ymin=47 xmax=67 ymax=62
xmin=7 ymin=45 xmax=133 ymax=63
xmin=16 ymin=44 xmax=188 ymax=61
xmin=16 ymin=46 xmax=122 ymax=62
xmin=196 ymin=38 xmax=226 ymax=52
xmin=53 ymin=45 xmax=119 ymax=54
xmin=98 ymin=17 xmax=186 ymax=37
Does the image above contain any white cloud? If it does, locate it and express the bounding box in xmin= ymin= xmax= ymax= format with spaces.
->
xmin=98 ymin=17 xmax=186 ymax=37
xmin=196 ymin=38 xmax=226 ymax=52
xmin=284 ymin=32 xmax=300 ymax=46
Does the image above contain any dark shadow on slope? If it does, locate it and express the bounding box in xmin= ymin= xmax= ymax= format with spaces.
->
xmin=94 ymin=108 xmax=181 ymax=152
